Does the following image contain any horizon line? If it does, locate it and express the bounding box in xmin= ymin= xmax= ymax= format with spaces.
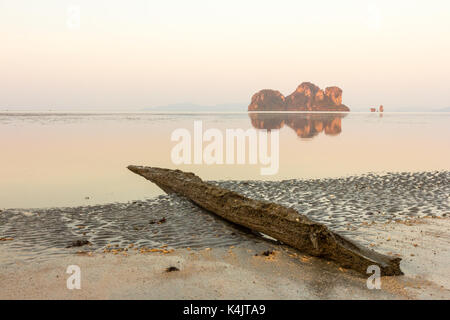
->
xmin=1 ymin=111 xmax=450 ymax=115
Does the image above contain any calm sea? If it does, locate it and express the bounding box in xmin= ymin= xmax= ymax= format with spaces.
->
xmin=1 ymin=112 xmax=449 ymax=208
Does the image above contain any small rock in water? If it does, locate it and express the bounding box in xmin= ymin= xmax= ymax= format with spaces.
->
xmin=165 ymin=266 xmax=179 ymax=273
xmin=66 ymin=239 xmax=91 ymax=248
xmin=255 ymin=250 xmax=274 ymax=257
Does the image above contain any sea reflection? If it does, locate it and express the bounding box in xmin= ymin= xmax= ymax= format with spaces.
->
xmin=249 ymin=113 xmax=347 ymax=139
xmin=1 ymin=112 xmax=449 ymax=208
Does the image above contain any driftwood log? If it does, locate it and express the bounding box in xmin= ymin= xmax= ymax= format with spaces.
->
xmin=128 ymin=165 xmax=403 ymax=276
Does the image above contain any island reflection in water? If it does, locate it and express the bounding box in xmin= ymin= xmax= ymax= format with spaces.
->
xmin=249 ymin=113 xmax=347 ymax=139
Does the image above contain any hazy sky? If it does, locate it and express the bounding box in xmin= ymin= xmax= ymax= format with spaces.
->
xmin=1 ymin=0 xmax=449 ymax=110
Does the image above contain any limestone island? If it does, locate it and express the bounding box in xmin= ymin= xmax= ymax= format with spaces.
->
xmin=248 ymin=82 xmax=350 ymax=112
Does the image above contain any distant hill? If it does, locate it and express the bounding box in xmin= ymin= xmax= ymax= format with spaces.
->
xmin=434 ymin=107 xmax=450 ymax=112
xmin=367 ymin=106 xmax=450 ymax=112
xmin=142 ymin=103 xmax=246 ymax=112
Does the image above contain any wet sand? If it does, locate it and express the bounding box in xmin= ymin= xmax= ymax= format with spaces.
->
xmin=0 ymin=217 xmax=449 ymax=299
xmin=0 ymin=171 xmax=449 ymax=299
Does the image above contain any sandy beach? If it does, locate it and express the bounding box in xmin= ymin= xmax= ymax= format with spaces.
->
xmin=0 ymin=216 xmax=449 ymax=299
xmin=0 ymin=171 xmax=449 ymax=299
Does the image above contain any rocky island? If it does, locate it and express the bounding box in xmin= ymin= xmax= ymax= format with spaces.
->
xmin=248 ymin=82 xmax=350 ymax=112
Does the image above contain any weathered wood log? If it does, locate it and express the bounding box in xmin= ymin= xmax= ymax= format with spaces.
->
xmin=128 ymin=165 xmax=403 ymax=276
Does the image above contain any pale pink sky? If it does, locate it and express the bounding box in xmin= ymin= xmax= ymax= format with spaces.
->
xmin=1 ymin=0 xmax=449 ymax=110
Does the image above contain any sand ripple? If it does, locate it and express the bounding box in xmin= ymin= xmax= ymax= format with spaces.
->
xmin=214 ymin=171 xmax=449 ymax=236
xmin=0 ymin=171 xmax=448 ymax=262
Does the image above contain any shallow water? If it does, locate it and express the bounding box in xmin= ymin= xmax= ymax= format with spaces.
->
xmin=1 ymin=112 xmax=449 ymax=209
